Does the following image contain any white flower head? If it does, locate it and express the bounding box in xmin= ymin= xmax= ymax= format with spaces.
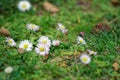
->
xmin=62 ymin=29 xmax=68 ymax=34
xmin=18 ymin=0 xmax=31 ymax=12
xmin=57 ymin=23 xmax=66 ymax=31
xmin=80 ymin=54 xmax=91 ymax=64
xmin=19 ymin=40 xmax=33 ymax=51
xmin=77 ymin=36 xmax=86 ymax=45
xmin=4 ymin=66 xmax=13 ymax=74
xmin=6 ymin=37 xmax=16 ymax=47
xmin=35 ymin=43 xmax=50 ymax=56
xmin=38 ymin=36 xmax=51 ymax=47
xmin=52 ymin=40 xmax=60 ymax=46
xmin=27 ymin=24 xmax=39 ymax=31
xmin=88 ymin=50 xmax=97 ymax=55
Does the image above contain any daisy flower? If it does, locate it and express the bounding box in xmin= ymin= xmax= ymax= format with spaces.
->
xmin=27 ymin=24 xmax=39 ymax=31
xmin=52 ymin=40 xmax=60 ymax=46
xmin=87 ymin=50 xmax=97 ymax=55
xmin=19 ymin=40 xmax=33 ymax=51
xmin=35 ymin=43 xmax=50 ymax=56
xmin=57 ymin=23 xmax=66 ymax=31
xmin=6 ymin=37 xmax=16 ymax=46
xmin=38 ymin=36 xmax=51 ymax=47
xmin=77 ymin=36 xmax=86 ymax=45
xmin=80 ymin=54 xmax=91 ymax=64
xmin=57 ymin=23 xmax=68 ymax=34
xmin=4 ymin=66 xmax=13 ymax=74
xmin=18 ymin=0 xmax=31 ymax=12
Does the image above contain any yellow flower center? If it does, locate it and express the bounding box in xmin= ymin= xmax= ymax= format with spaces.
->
xmin=22 ymin=4 xmax=27 ymax=9
xmin=23 ymin=44 xmax=28 ymax=49
xmin=79 ymin=39 xmax=83 ymax=43
xmin=91 ymin=51 xmax=94 ymax=54
xmin=61 ymin=26 xmax=65 ymax=29
xmin=31 ymin=25 xmax=35 ymax=29
xmin=82 ymin=57 xmax=87 ymax=62
xmin=8 ymin=39 xmax=12 ymax=44
xmin=39 ymin=47 xmax=45 ymax=52
xmin=42 ymin=40 xmax=47 ymax=44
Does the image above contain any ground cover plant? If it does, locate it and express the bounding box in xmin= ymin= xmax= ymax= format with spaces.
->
xmin=0 ymin=0 xmax=120 ymax=80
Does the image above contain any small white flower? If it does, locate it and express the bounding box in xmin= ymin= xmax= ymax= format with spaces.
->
xmin=35 ymin=43 xmax=50 ymax=56
xmin=77 ymin=36 xmax=86 ymax=45
xmin=57 ymin=23 xmax=68 ymax=34
xmin=4 ymin=66 xmax=13 ymax=74
xmin=6 ymin=37 xmax=16 ymax=46
xmin=19 ymin=40 xmax=33 ymax=51
xmin=57 ymin=23 xmax=66 ymax=31
xmin=88 ymin=50 xmax=97 ymax=55
xmin=18 ymin=0 xmax=31 ymax=12
xmin=80 ymin=54 xmax=91 ymax=64
xmin=38 ymin=36 xmax=51 ymax=47
xmin=62 ymin=29 xmax=68 ymax=34
xmin=27 ymin=24 xmax=39 ymax=31
xmin=52 ymin=40 xmax=60 ymax=46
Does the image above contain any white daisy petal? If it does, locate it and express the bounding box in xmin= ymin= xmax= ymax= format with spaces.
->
xmin=62 ymin=29 xmax=68 ymax=34
xmin=57 ymin=23 xmax=66 ymax=31
xmin=57 ymin=23 xmax=68 ymax=34
xmin=88 ymin=50 xmax=97 ymax=55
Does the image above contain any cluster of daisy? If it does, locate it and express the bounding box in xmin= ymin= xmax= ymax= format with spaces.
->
xmin=6 ymin=36 xmax=60 ymax=56
xmin=57 ymin=23 xmax=68 ymax=34
xmin=77 ymin=34 xmax=97 ymax=64
xmin=5 ymin=21 xmax=97 ymax=65
xmin=3 ymin=0 xmax=99 ymax=76
xmin=35 ymin=36 xmax=51 ymax=56
xmin=6 ymin=23 xmax=61 ymax=56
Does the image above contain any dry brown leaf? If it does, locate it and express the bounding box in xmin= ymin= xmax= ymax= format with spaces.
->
xmin=45 ymin=54 xmax=49 ymax=59
xmin=111 ymin=0 xmax=120 ymax=6
xmin=0 ymin=28 xmax=10 ymax=36
xmin=78 ymin=0 xmax=91 ymax=6
xmin=18 ymin=48 xmax=24 ymax=54
xmin=91 ymin=23 xmax=111 ymax=34
xmin=77 ymin=0 xmax=91 ymax=11
xmin=112 ymin=62 xmax=119 ymax=71
xmin=43 ymin=1 xmax=59 ymax=13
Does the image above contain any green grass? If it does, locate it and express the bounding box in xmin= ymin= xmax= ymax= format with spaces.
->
xmin=0 ymin=0 xmax=120 ymax=80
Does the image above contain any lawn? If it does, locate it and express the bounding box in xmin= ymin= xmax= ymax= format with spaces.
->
xmin=0 ymin=0 xmax=120 ymax=80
